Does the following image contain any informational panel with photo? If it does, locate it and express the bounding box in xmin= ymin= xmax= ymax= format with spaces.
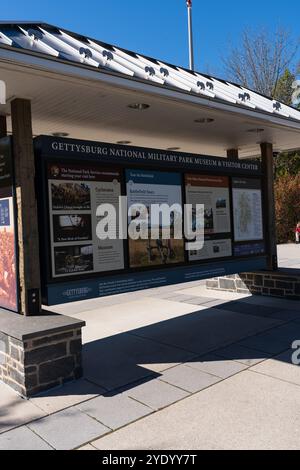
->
xmin=185 ymin=174 xmax=232 ymax=261
xmin=36 ymin=137 xmax=269 ymax=305
xmin=0 ymin=138 xmax=18 ymax=312
xmin=232 ymin=178 xmax=263 ymax=242
xmin=126 ymin=169 xmax=185 ymax=268
xmin=48 ymin=162 xmax=124 ymax=277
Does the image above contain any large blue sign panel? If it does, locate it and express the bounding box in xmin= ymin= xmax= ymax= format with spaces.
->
xmin=35 ymin=136 xmax=266 ymax=306
xmin=35 ymin=135 xmax=262 ymax=176
xmin=46 ymin=257 xmax=267 ymax=305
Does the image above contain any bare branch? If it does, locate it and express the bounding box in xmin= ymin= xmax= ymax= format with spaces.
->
xmin=223 ymin=27 xmax=300 ymax=99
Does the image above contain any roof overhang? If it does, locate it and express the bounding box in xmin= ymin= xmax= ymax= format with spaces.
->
xmin=1 ymin=45 xmax=300 ymax=158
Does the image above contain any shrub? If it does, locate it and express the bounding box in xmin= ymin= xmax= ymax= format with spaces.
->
xmin=274 ymin=173 xmax=300 ymax=243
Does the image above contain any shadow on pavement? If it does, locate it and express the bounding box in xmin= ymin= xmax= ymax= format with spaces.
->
xmin=80 ymin=299 xmax=300 ymax=394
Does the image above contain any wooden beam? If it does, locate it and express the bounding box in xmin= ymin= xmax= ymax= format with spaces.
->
xmin=0 ymin=115 xmax=7 ymax=138
xmin=11 ymin=98 xmax=42 ymax=315
xmin=227 ymin=148 xmax=239 ymax=160
xmin=261 ymin=142 xmax=278 ymax=271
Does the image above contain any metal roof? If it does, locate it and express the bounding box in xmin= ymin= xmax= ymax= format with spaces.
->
xmin=0 ymin=21 xmax=300 ymax=122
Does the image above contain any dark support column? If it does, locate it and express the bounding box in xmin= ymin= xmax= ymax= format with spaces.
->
xmin=0 ymin=103 xmax=85 ymax=395
xmin=227 ymin=148 xmax=239 ymax=160
xmin=261 ymin=142 xmax=278 ymax=271
xmin=0 ymin=115 xmax=7 ymax=138
xmin=11 ymin=98 xmax=42 ymax=315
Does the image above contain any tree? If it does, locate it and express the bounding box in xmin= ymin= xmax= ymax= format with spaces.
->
xmin=274 ymin=151 xmax=300 ymax=178
xmin=275 ymin=174 xmax=300 ymax=243
xmin=223 ymin=27 xmax=300 ymax=244
xmin=273 ymin=69 xmax=296 ymax=105
xmin=223 ymin=28 xmax=299 ymax=99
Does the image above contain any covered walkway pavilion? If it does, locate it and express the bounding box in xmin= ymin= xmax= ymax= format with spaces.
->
xmin=0 ymin=22 xmax=299 ymax=405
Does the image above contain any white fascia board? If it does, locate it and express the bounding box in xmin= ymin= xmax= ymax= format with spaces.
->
xmin=18 ymin=27 xmax=59 ymax=58
xmin=111 ymin=47 xmax=150 ymax=77
xmin=39 ymin=27 xmax=98 ymax=67
xmin=1 ymin=46 xmax=300 ymax=133
xmin=280 ymin=102 xmax=300 ymax=120
xmin=87 ymin=40 xmax=134 ymax=77
xmin=172 ymin=67 xmax=214 ymax=97
xmin=0 ymin=31 xmax=13 ymax=46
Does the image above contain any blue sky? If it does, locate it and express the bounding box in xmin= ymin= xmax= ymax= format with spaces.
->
xmin=1 ymin=0 xmax=300 ymax=77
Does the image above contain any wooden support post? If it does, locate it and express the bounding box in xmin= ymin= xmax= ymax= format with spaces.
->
xmin=261 ymin=142 xmax=278 ymax=271
xmin=0 ymin=115 xmax=7 ymax=138
xmin=227 ymin=148 xmax=239 ymax=160
xmin=11 ymin=98 xmax=42 ymax=315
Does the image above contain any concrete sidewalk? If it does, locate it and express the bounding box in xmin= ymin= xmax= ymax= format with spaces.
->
xmin=278 ymin=243 xmax=300 ymax=270
xmin=0 ymin=244 xmax=299 ymax=450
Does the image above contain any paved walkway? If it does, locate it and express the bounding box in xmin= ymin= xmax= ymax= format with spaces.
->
xmin=278 ymin=243 xmax=300 ymax=271
xmin=0 ymin=244 xmax=299 ymax=450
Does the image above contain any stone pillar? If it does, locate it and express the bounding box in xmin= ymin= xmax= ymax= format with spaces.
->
xmin=0 ymin=310 xmax=85 ymax=397
xmin=11 ymin=99 xmax=42 ymax=315
xmin=205 ymin=271 xmax=300 ymax=300
xmin=261 ymin=142 xmax=278 ymax=271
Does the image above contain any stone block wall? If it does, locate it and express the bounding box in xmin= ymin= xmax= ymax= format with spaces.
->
xmin=206 ymin=271 xmax=300 ymax=300
xmin=0 ymin=327 xmax=83 ymax=397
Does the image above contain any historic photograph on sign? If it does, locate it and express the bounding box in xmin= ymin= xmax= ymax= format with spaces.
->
xmin=48 ymin=163 xmax=125 ymax=277
xmin=50 ymin=181 xmax=91 ymax=211
xmin=54 ymin=244 xmax=94 ymax=275
xmin=53 ymin=214 xmax=92 ymax=243
xmin=232 ymin=178 xmax=263 ymax=242
xmin=185 ymin=174 xmax=232 ymax=261
xmin=126 ymin=169 xmax=185 ymax=268
xmin=0 ymin=195 xmax=18 ymax=312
